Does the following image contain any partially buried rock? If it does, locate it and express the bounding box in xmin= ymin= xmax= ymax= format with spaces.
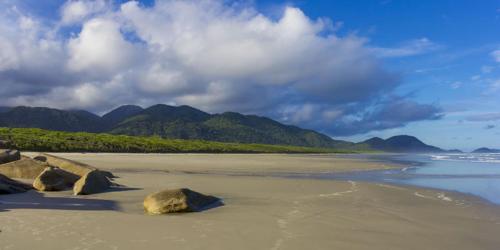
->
xmin=33 ymin=166 xmax=80 ymax=191
xmin=33 ymin=155 xmax=47 ymax=162
xmin=0 ymin=174 xmax=32 ymax=194
xmin=73 ymin=170 xmax=112 ymax=195
xmin=143 ymin=188 xmax=221 ymax=215
xmin=0 ymin=157 xmax=48 ymax=179
xmin=0 ymin=149 xmax=20 ymax=164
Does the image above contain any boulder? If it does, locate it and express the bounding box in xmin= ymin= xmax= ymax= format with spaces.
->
xmin=0 ymin=157 xmax=49 ymax=179
xmin=38 ymin=153 xmax=96 ymax=177
xmin=73 ymin=170 xmax=112 ymax=195
xmin=143 ymin=188 xmax=221 ymax=215
xmin=0 ymin=174 xmax=32 ymax=194
xmin=33 ymin=167 xmax=80 ymax=191
xmin=39 ymin=153 xmax=115 ymax=180
xmin=0 ymin=149 xmax=21 ymax=164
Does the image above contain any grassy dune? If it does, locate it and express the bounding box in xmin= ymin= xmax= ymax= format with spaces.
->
xmin=0 ymin=127 xmax=356 ymax=153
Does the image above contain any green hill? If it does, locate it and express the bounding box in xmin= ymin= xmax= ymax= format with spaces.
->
xmin=0 ymin=105 xmax=450 ymax=153
xmin=354 ymin=135 xmax=444 ymax=153
xmin=0 ymin=127 xmax=350 ymax=154
xmin=0 ymin=106 xmax=105 ymax=132
xmin=0 ymin=104 xmax=348 ymax=148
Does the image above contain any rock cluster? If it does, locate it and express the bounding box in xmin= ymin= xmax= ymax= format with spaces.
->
xmin=0 ymin=143 xmax=222 ymax=215
xmin=0 ymin=148 xmax=114 ymax=195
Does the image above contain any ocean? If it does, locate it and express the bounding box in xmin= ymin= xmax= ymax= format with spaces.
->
xmin=332 ymin=153 xmax=500 ymax=205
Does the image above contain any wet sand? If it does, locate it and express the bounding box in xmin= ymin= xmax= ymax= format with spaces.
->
xmin=1 ymin=153 xmax=500 ymax=250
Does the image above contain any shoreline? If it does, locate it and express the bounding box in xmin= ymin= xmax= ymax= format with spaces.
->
xmin=2 ymin=153 xmax=500 ymax=249
xmin=22 ymin=152 xmax=500 ymax=208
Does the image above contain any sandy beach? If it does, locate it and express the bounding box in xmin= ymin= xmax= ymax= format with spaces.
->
xmin=2 ymin=153 xmax=500 ymax=250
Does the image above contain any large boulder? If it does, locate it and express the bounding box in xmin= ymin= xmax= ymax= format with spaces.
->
xmin=39 ymin=153 xmax=116 ymax=179
xmin=37 ymin=153 xmax=96 ymax=177
xmin=143 ymin=188 xmax=221 ymax=215
xmin=73 ymin=170 xmax=112 ymax=195
xmin=33 ymin=167 xmax=80 ymax=191
xmin=0 ymin=157 xmax=48 ymax=179
xmin=0 ymin=174 xmax=32 ymax=194
xmin=0 ymin=149 xmax=21 ymax=164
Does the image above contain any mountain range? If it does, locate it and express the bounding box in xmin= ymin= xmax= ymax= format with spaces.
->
xmin=0 ymin=105 xmax=466 ymax=153
xmin=0 ymin=105 xmax=350 ymax=148
xmin=356 ymin=135 xmax=446 ymax=153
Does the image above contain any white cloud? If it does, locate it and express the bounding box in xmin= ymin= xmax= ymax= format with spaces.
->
xmin=0 ymin=0 xmax=441 ymax=136
xmin=371 ymin=38 xmax=440 ymax=58
xmin=488 ymin=79 xmax=500 ymax=93
xmin=471 ymin=75 xmax=481 ymax=81
xmin=481 ymin=65 xmax=494 ymax=73
xmin=0 ymin=36 xmax=19 ymax=71
xmin=67 ymin=18 xmax=139 ymax=77
xmin=491 ymin=50 xmax=500 ymax=63
xmin=450 ymin=81 xmax=462 ymax=89
xmin=120 ymin=1 xmax=396 ymax=107
xmin=60 ymin=0 xmax=108 ymax=25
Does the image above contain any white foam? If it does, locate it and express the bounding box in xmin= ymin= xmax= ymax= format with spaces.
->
xmin=437 ymin=193 xmax=453 ymax=202
xmin=430 ymin=153 xmax=500 ymax=163
xmin=430 ymin=155 xmax=449 ymax=160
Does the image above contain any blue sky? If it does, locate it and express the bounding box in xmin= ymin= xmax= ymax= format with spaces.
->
xmin=262 ymin=0 xmax=500 ymax=150
xmin=0 ymin=0 xmax=499 ymax=151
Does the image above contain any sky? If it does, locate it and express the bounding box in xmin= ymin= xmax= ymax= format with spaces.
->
xmin=0 ymin=0 xmax=499 ymax=151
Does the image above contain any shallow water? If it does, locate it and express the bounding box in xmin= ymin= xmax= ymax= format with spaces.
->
xmin=332 ymin=153 xmax=500 ymax=205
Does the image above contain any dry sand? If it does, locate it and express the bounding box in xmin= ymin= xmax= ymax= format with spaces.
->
xmin=1 ymin=153 xmax=500 ymax=250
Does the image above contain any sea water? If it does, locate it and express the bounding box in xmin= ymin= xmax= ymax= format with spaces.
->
xmin=332 ymin=153 xmax=500 ymax=205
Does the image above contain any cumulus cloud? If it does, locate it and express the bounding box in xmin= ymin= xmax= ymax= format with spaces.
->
xmin=320 ymin=98 xmax=443 ymax=136
xmin=67 ymin=17 xmax=140 ymax=77
xmin=60 ymin=0 xmax=108 ymax=25
xmin=0 ymin=0 xmax=442 ymax=136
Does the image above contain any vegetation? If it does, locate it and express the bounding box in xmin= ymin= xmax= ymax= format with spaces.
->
xmin=0 ymin=127 xmax=356 ymax=154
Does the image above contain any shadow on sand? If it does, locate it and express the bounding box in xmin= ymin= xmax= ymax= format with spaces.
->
xmin=196 ymin=199 xmax=225 ymax=212
xmin=0 ymin=190 xmax=119 ymax=212
xmin=105 ymin=186 xmax=142 ymax=193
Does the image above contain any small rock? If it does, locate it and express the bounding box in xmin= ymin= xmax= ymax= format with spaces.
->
xmin=33 ymin=167 xmax=80 ymax=191
xmin=143 ymin=188 xmax=221 ymax=215
xmin=73 ymin=170 xmax=112 ymax=195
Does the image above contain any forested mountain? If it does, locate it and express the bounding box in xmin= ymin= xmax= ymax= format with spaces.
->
xmin=0 ymin=105 xmax=452 ymax=152
xmin=0 ymin=105 xmax=348 ymax=148
xmin=355 ymin=135 xmax=444 ymax=153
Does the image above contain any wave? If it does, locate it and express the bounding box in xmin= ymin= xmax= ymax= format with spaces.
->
xmin=430 ymin=153 xmax=500 ymax=163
